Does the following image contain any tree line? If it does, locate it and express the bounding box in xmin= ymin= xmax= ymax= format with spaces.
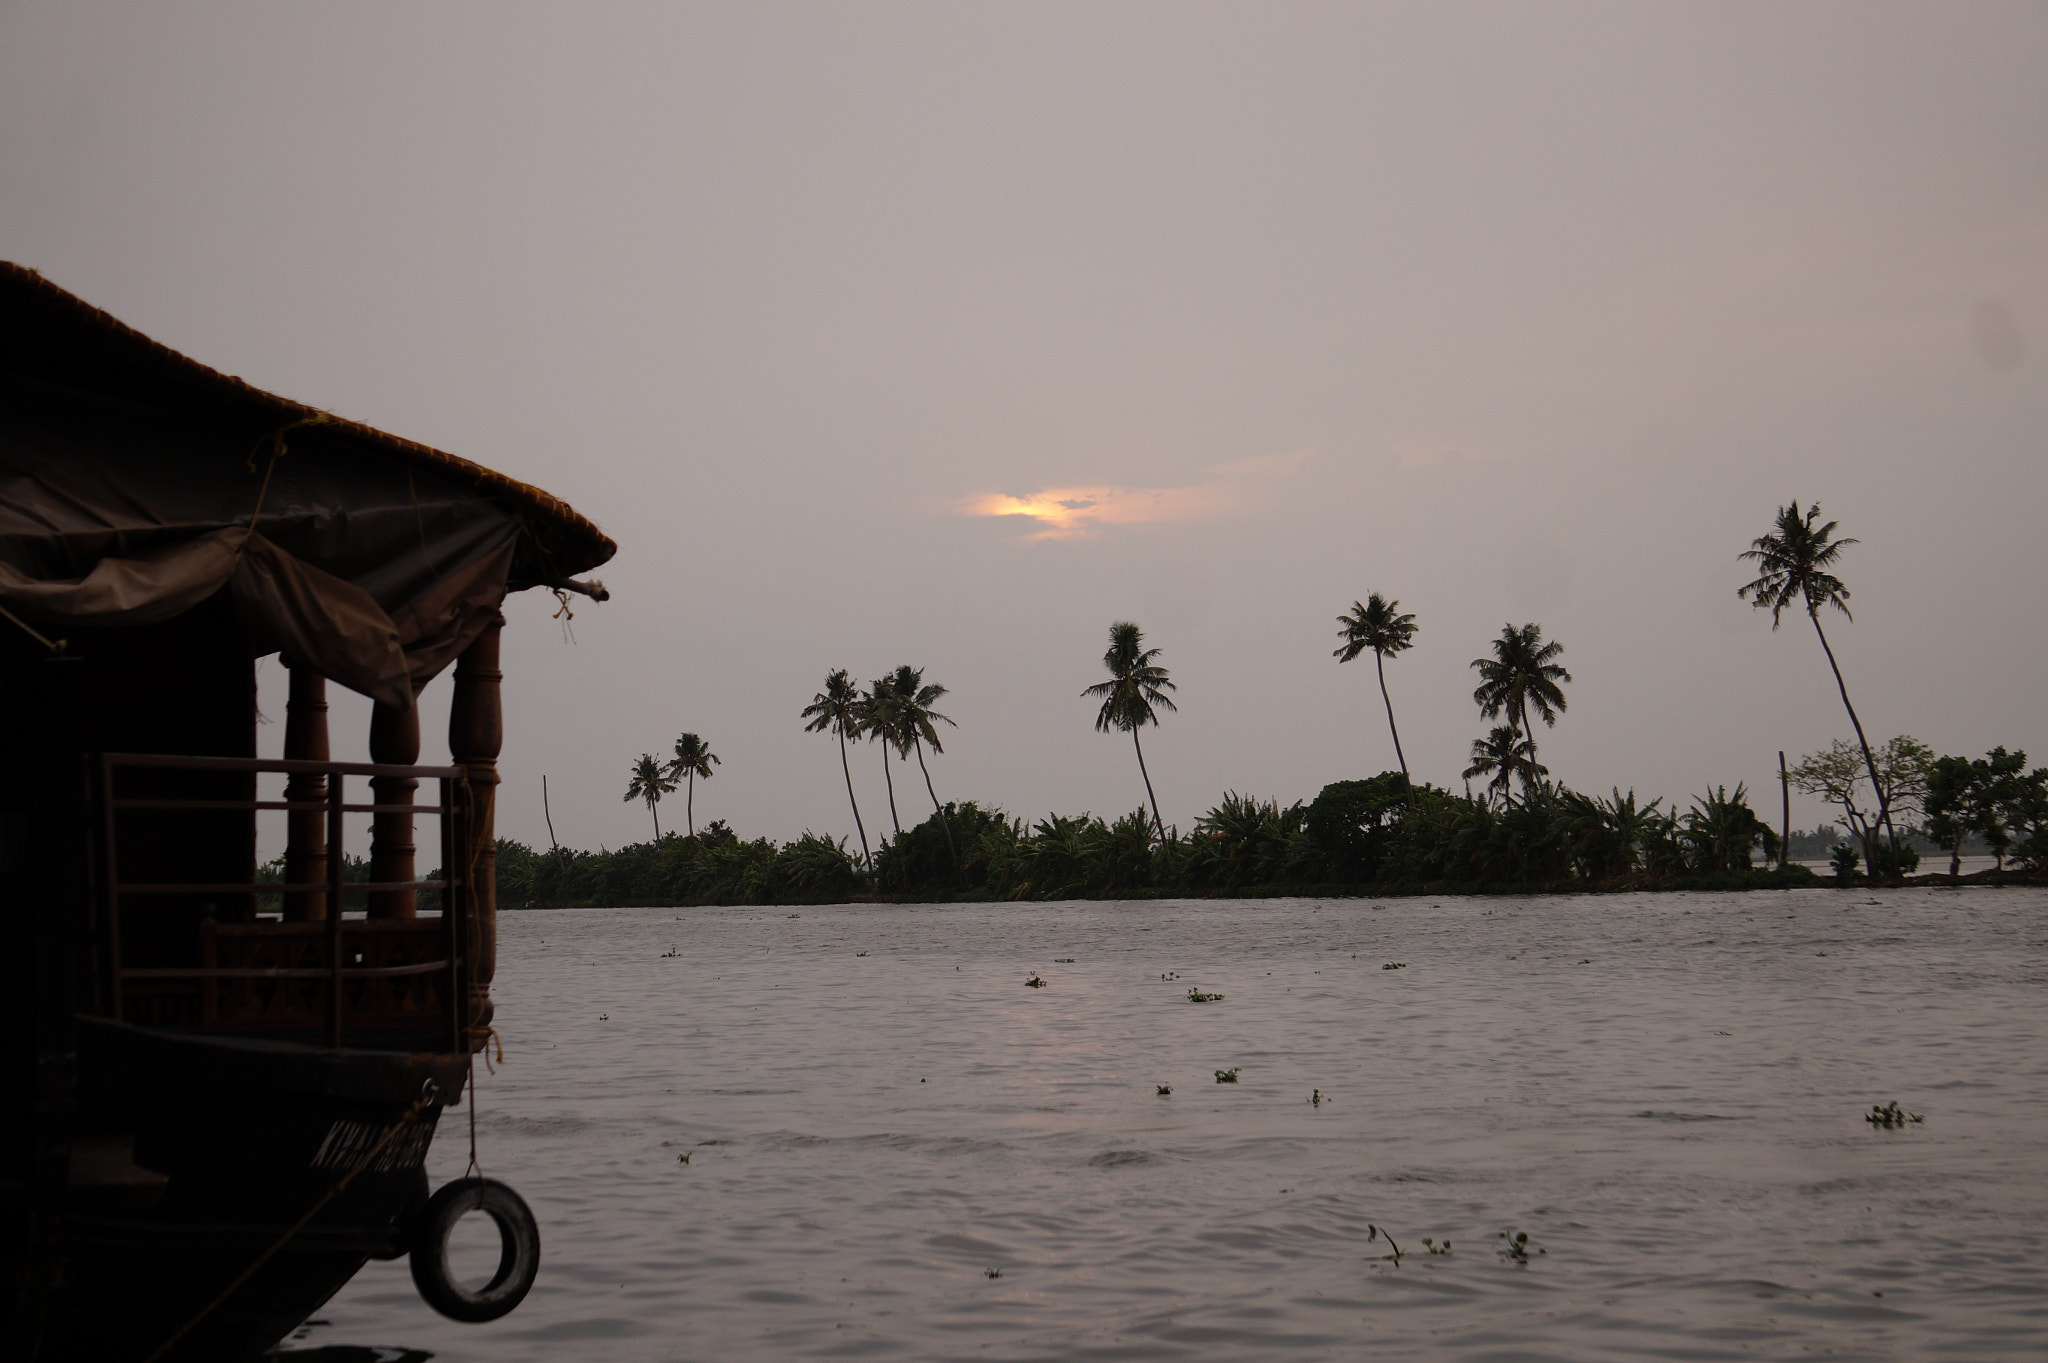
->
xmin=553 ymin=500 xmax=2043 ymax=908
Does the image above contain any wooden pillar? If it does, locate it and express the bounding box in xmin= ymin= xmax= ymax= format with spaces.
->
xmin=448 ymin=613 xmax=503 ymax=1045
xmin=282 ymin=663 xmax=329 ymax=922
xmin=368 ymin=701 xmax=419 ymax=918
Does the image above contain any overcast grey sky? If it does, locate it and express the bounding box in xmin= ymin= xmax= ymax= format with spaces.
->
xmin=4 ymin=2 xmax=2043 ymax=852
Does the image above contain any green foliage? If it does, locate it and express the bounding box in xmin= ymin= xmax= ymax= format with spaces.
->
xmin=873 ymin=802 xmax=1007 ymax=895
xmin=1924 ymin=746 xmax=2048 ymax=873
xmin=1681 ymin=783 xmax=1779 ymax=873
xmin=1829 ymin=843 xmax=1861 ymax=880
xmin=1302 ymin=773 xmax=1413 ymax=881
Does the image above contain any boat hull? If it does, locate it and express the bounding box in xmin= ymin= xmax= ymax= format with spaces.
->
xmin=39 ymin=1018 xmax=468 ymax=1363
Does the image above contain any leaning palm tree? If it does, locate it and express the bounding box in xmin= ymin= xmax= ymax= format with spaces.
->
xmin=1082 ymin=621 xmax=1177 ymax=841
xmin=1737 ymin=501 xmax=1893 ymax=874
xmin=883 ymin=664 xmax=960 ymax=861
xmin=801 ymin=669 xmax=873 ymax=870
xmin=666 ymin=732 xmax=720 ymax=840
xmin=1462 ymin=726 xmax=1545 ymax=807
xmin=1334 ymin=593 xmax=1419 ymax=804
xmin=1471 ymin=622 xmax=1571 ymax=788
xmin=859 ymin=674 xmax=905 ymax=836
xmin=622 ymin=753 xmax=678 ymax=840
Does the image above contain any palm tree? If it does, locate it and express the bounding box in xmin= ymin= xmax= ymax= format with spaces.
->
xmin=1082 ymin=621 xmax=1177 ymax=841
xmin=1334 ymin=593 xmax=1419 ymax=804
xmin=801 ymin=669 xmax=873 ymax=870
xmin=883 ymin=664 xmax=959 ymax=861
xmin=1737 ymin=501 xmax=1894 ymax=874
xmin=1462 ymin=726 xmax=1544 ymax=807
xmin=667 ymin=732 xmax=720 ymax=840
xmin=622 ymin=753 xmax=678 ymax=840
xmin=1471 ymin=622 xmax=1571 ymax=789
xmin=859 ymin=675 xmax=905 ymax=836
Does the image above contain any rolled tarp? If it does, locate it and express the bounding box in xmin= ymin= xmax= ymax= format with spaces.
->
xmin=0 ymin=526 xmax=511 ymax=709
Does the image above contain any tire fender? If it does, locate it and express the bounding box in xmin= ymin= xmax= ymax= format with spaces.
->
xmin=408 ymin=1177 xmax=541 ymax=1322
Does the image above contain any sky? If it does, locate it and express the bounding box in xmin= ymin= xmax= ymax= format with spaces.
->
xmin=3 ymin=1 xmax=2044 ymax=853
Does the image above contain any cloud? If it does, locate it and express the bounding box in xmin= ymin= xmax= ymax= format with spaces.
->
xmin=963 ymin=449 xmax=1309 ymax=539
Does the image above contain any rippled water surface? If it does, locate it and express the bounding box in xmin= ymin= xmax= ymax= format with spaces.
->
xmin=298 ymin=888 xmax=2048 ymax=1361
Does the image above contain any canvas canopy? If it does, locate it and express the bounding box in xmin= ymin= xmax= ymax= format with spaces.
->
xmin=0 ymin=264 xmax=614 ymax=707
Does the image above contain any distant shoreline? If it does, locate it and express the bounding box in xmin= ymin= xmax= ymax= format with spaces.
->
xmin=507 ymin=863 xmax=2043 ymax=911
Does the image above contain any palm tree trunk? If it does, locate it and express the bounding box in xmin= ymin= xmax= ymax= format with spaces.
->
xmin=1374 ymin=650 xmax=1414 ymax=806
xmin=1131 ymin=726 xmax=1166 ymax=843
xmin=914 ymin=738 xmax=956 ymax=863
xmin=837 ymin=729 xmax=872 ymax=869
xmin=649 ymin=798 xmax=661 ymax=841
xmin=880 ymin=744 xmax=901 ymax=835
xmin=1809 ymin=612 xmax=1893 ymax=875
xmin=686 ymin=770 xmax=695 ymax=840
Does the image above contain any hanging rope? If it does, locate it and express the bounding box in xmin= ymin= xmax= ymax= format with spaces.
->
xmin=0 ymin=601 xmax=65 ymax=656
xmin=242 ymin=412 xmax=333 ymax=534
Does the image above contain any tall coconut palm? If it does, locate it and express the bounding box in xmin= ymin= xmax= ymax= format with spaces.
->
xmin=1471 ymin=622 xmax=1571 ymax=789
xmin=801 ymin=669 xmax=873 ymax=870
xmin=858 ymin=674 xmax=905 ymax=836
xmin=622 ymin=753 xmax=678 ymax=840
xmin=1082 ymin=621 xmax=1177 ymax=841
xmin=666 ymin=732 xmax=720 ymax=840
xmin=1462 ymin=726 xmax=1545 ymax=807
xmin=1737 ymin=501 xmax=1894 ymax=874
xmin=1334 ymin=593 xmax=1419 ymax=804
xmin=883 ymin=664 xmax=959 ymax=861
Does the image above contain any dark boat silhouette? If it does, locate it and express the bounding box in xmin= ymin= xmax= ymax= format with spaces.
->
xmin=0 ymin=264 xmax=614 ymax=1361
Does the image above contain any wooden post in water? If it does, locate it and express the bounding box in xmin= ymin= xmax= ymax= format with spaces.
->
xmin=282 ymin=662 xmax=329 ymax=921
xmin=449 ymin=613 xmax=503 ymax=1045
xmin=368 ymin=701 xmax=419 ymax=918
xmin=1779 ymin=750 xmax=1791 ymax=869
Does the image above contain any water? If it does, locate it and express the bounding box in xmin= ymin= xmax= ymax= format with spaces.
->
xmin=296 ymin=888 xmax=2048 ymax=1361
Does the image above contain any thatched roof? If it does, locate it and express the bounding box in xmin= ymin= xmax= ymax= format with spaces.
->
xmin=0 ymin=262 xmax=615 ymax=587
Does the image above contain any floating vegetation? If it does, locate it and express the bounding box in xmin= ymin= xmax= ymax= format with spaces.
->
xmin=984 ymin=1267 xmax=1001 ymax=1279
xmin=660 ymin=947 xmax=680 ymax=958
xmin=1866 ymin=1101 xmax=1924 ymax=1128
xmin=1381 ymin=962 xmax=1407 ymax=970
xmin=598 ymin=1013 xmax=609 ymax=1021
xmin=1309 ymin=1089 xmax=1326 ymax=1107
xmin=1422 ymin=1237 xmax=1451 ymax=1256
xmin=1160 ymin=971 xmax=1181 ymax=980
xmin=1053 ymin=957 xmax=1075 ymax=963
xmin=1366 ymin=1224 xmax=1403 ymax=1261
xmin=677 ymin=1152 xmax=690 ymax=1164
xmin=1187 ymin=987 xmax=1225 ymax=1002
xmin=1215 ymin=1068 xmax=1241 ymax=1083
xmin=856 ymin=951 xmax=869 ymax=956
xmin=1156 ymin=1084 xmax=1172 ymax=1096
xmin=1025 ymin=974 xmax=1047 ymax=988
xmin=1498 ymin=1230 xmax=1544 ymax=1262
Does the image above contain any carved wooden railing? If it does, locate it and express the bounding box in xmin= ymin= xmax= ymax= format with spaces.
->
xmin=95 ymin=753 xmax=472 ymax=1052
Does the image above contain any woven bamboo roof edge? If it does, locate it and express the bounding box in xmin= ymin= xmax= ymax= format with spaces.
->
xmin=2 ymin=261 xmax=616 ymax=581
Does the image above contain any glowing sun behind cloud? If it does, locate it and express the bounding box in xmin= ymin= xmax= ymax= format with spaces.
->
xmin=963 ymin=450 xmax=1309 ymax=539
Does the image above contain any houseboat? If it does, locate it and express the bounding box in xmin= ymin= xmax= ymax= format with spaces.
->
xmin=0 ymin=263 xmax=615 ymax=1361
